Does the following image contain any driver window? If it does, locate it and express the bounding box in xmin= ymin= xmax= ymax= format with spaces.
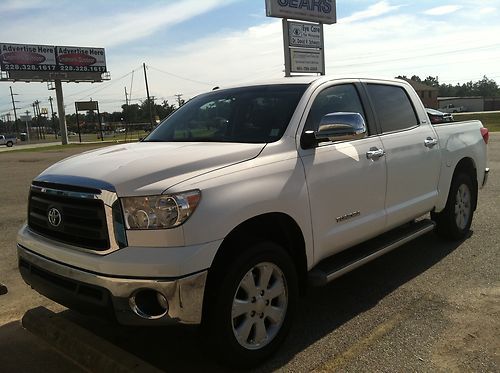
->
xmin=304 ymin=84 xmax=367 ymax=133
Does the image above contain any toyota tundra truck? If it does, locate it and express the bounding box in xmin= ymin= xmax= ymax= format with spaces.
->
xmin=18 ymin=77 xmax=489 ymax=366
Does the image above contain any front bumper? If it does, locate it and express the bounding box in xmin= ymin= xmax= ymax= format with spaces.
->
xmin=18 ymin=245 xmax=207 ymax=325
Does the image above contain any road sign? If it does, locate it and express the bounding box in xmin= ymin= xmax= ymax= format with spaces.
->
xmin=288 ymin=21 xmax=322 ymax=48
xmin=290 ymin=49 xmax=324 ymax=74
xmin=75 ymin=101 xmax=98 ymax=111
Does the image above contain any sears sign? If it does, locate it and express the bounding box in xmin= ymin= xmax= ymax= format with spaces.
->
xmin=266 ymin=0 xmax=336 ymax=24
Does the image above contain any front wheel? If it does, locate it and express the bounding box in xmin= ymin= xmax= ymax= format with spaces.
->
xmin=6 ymin=141 xmax=13 ymax=147
xmin=203 ymin=241 xmax=298 ymax=367
xmin=431 ymin=172 xmax=475 ymax=240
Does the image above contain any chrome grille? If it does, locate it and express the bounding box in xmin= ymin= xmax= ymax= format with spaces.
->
xmin=27 ymin=182 xmax=124 ymax=252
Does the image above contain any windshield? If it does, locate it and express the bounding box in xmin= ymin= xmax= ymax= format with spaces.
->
xmin=144 ymin=84 xmax=307 ymax=144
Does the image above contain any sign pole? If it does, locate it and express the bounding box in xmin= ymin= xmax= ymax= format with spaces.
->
xmin=320 ymin=23 xmax=326 ymax=76
xmin=282 ymin=19 xmax=291 ymax=77
xmin=9 ymin=86 xmax=19 ymax=135
xmin=54 ymin=79 xmax=69 ymax=145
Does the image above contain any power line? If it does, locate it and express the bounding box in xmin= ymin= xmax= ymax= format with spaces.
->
xmin=148 ymin=65 xmax=214 ymax=86
xmin=328 ymin=44 xmax=500 ymax=70
xmin=328 ymin=42 xmax=500 ymax=65
xmin=65 ymin=66 xmax=142 ymax=100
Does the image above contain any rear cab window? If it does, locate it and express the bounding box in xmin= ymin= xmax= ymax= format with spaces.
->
xmin=366 ymin=84 xmax=419 ymax=133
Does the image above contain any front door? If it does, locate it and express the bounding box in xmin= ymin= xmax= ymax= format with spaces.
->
xmin=298 ymin=83 xmax=387 ymax=263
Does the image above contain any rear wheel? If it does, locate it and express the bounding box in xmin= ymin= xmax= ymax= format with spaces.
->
xmin=203 ymin=241 xmax=298 ymax=367
xmin=431 ymin=172 xmax=475 ymax=240
xmin=6 ymin=141 xmax=13 ymax=147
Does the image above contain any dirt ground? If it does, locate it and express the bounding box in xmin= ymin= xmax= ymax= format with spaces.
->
xmin=0 ymin=139 xmax=498 ymax=372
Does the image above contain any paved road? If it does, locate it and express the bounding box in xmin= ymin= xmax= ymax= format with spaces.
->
xmin=0 ymin=141 xmax=61 ymax=152
xmin=0 ymin=136 xmax=498 ymax=372
xmin=0 ymin=139 xmax=120 ymax=152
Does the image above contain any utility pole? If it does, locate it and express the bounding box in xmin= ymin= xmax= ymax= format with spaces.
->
xmin=32 ymin=102 xmax=39 ymax=140
xmin=124 ymin=86 xmax=129 ymax=122
xmin=24 ymin=110 xmax=30 ymax=142
xmin=48 ymin=96 xmax=57 ymax=139
xmin=9 ymin=86 xmax=19 ymax=135
xmin=124 ymin=86 xmax=130 ymax=139
xmin=35 ymin=100 xmax=46 ymax=139
xmin=143 ymin=62 xmax=153 ymax=130
xmin=175 ymin=94 xmax=184 ymax=108
xmin=34 ymin=100 xmax=45 ymax=140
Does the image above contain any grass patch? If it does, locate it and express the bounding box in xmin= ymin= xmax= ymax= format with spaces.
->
xmin=453 ymin=112 xmax=500 ymax=132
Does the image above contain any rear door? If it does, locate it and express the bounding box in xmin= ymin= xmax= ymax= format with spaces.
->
xmin=364 ymin=82 xmax=441 ymax=229
xmin=298 ymin=81 xmax=387 ymax=263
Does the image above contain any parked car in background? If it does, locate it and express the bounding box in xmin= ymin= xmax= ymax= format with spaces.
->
xmin=0 ymin=135 xmax=16 ymax=147
xmin=440 ymin=103 xmax=466 ymax=113
xmin=426 ymin=108 xmax=453 ymax=124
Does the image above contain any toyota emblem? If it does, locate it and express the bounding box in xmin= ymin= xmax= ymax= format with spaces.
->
xmin=47 ymin=207 xmax=62 ymax=227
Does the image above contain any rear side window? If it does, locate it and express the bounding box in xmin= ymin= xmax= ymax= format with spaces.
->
xmin=367 ymin=84 xmax=419 ymax=133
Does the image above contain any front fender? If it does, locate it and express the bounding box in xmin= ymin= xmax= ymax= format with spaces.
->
xmin=170 ymin=149 xmax=314 ymax=270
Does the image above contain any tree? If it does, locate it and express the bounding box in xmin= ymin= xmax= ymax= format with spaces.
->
xmin=473 ymin=76 xmax=498 ymax=97
xmin=423 ymin=76 xmax=439 ymax=88
xmin=157 ymin=100 xmax=176 ymax=120
xmin=396 ymin=73 xmax=500 ymax=97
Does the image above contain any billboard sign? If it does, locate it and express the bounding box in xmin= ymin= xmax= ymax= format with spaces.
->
xmin=0 ymin=43 xmax=57 ymax=72
xmin=266 ymin=0 xmax=337 ymax=24
xmin=288 ymin=21 xmax=322 ymax=48
xmin=0 ymin=43 xmax=106 ymax=74
xmin=57 ymin=46 xmax=106 ymax=73
xmin=290 ymin=49 xmax=324 ymax=73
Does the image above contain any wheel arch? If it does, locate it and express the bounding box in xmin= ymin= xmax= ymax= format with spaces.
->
xmin=436 ymin=156 xmax=478 ymax=213
xmin=202 ymin=212 xmax=308 ymax=320
xmin=453 ymin=157 xmax=478 ymax=211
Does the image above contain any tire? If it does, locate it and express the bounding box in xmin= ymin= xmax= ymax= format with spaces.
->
xmin=203 ymin=241 xmax=298 ymax=367
xmin=431 ymin=172 xmax=475 ymax=240
xmin=6 ymin=141 xmax=13 ymax=147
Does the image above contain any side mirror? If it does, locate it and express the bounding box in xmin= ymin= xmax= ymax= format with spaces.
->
xmin=301 ymin=112 xmax=367 ymax=149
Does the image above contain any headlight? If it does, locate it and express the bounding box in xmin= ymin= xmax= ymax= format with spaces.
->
xmin=121 ymin=190 xmax=201 ymax=230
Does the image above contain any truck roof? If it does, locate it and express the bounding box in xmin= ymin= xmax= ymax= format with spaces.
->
xmin=215 ymin=75 xmax=407 ymax=91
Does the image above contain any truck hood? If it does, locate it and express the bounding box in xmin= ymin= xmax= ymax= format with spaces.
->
xmin=36 ymin=142 xmax=265 ymax=196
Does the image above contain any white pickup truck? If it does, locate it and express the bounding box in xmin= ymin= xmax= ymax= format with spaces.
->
xmin=440 ymin=103 xmax=466 ymax=113
xmin=18 ymin=77 xmax=489 ymax=366
xmin=0 ymin=135 xmax=16 ymax=147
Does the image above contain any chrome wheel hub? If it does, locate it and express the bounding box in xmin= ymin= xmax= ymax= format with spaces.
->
xmin=231 ymin=262 xmax=287 ymax=350
xmin=455 ymin=184 xmax=471 ymax=230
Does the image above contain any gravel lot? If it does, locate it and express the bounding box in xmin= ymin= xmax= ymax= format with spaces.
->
xmin=0 ymin=136 xmax=498 ymax=372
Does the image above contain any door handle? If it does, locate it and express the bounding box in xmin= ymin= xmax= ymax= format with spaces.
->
xmin=366 ymin=147 xmax=385 ymax=159
xmin=424 ymin=137 xmax=438 ymax=148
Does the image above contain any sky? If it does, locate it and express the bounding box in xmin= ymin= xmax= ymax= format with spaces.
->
xmin=1 ymin=0 xmax=499 ymax=116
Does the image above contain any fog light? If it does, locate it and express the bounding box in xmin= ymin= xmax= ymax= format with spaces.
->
xmin=129 ymin=289 xmax=169 ymax=319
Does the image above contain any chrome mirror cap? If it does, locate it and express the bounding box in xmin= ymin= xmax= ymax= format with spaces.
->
xmin=316 ymin=112 xmax=367 ymax=143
